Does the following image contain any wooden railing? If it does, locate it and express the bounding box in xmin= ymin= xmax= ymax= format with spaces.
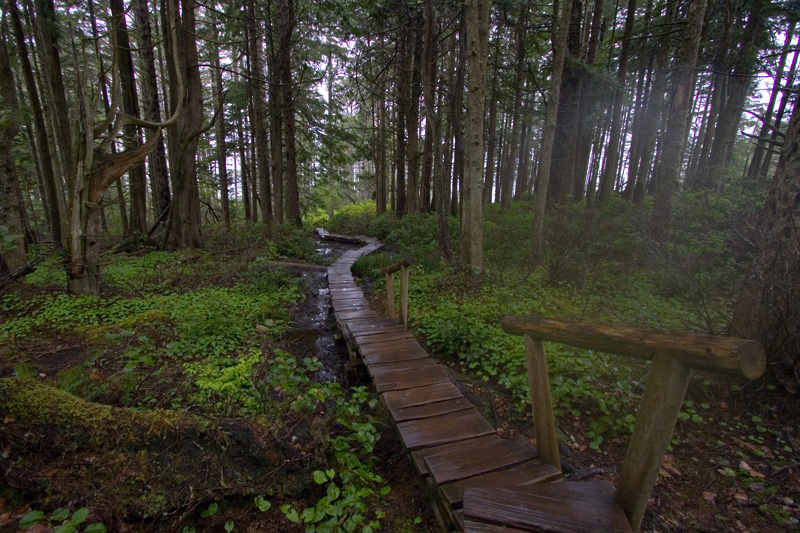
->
xmin=500 ymin=315 xmax=766 ymax=531
xmin=381 ymin=257 xmax=414 ymax=326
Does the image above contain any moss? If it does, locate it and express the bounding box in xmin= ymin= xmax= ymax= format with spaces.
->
xmin=0 ymin=377 xmax=228 ymax=448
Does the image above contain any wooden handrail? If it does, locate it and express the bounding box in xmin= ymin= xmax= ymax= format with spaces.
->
xmin=381 ymin=256 xmax=415 ymax=275
xmin=501 ymin=314 xmax=766 ymax=531
xmin=501 ymin=315 xmax=765 ymax=379
xmin=383 ymin=257 xmax=414 ymax=326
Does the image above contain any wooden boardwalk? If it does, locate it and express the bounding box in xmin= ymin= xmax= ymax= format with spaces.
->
xmin=326 ymin=236 xmax=573 ymax=532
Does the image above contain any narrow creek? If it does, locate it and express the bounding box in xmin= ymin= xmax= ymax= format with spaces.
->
xmin=280 ymin=238 xmax=358 ymax=383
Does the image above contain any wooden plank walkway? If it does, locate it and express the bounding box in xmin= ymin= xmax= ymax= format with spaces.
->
xmin=324 ymin=235 xmax=565 ymax=532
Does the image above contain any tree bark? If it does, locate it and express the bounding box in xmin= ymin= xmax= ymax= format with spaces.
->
xmin=532 ymin=0 xmax=573 ymax=260
xmin=0 ymin=24 xmax=26 ymax=272
xmin=395 ymin=28 xmax=409 ymax=216
xmin=597 ymin=0 xmax=637 ymax=204
xmin=500 ymin=5 xmax=528 ymax=210
xmin=165 ymin=0 xmax=203 ymax=249
xmin=729 ymin=100 xmax=800 ymax=390
xmin=212 ymin=39 xmax=230 ymax=230
xmin=704 ymin=0 xmax=764 ymax=190
xmin=8 ymin=0 xmax=63 ymax=249
xmin=109 ymin=0 xmax=148 ymax=234
xmin=405 ymin=15 xmax=423 ymax=215
xmin=748 ymin=22 xmax=795 ymax=181
xmin=281 ymin=0 xmax=300 ymax=226
xmin=650 ymin=0 xmax=708 ymax=241
xmin=460 ymin=0 xmax=489 ymax=271
xmin=424 ymin=0 xmax=451 ymax=261
xmin=246 ymin=0 xmax=272 ymax=225
xmin=132 ymin=0 xmax=171 ymax=222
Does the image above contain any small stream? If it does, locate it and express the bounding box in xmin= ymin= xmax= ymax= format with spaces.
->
xmin=282 ymin=239 xmax=357 ymax=382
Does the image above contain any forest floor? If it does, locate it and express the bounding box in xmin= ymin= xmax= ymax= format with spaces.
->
xmin=357 ymin=278 xmax=800 ymax=532
xmin=1 ymin=221 xmax=798 ymax=532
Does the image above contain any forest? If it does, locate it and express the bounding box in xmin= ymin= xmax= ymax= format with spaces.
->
xmin=0 ymin=0 xmax=799 ymax=530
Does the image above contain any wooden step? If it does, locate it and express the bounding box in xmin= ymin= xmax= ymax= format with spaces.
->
xmin=370 ymin=360 xmax=449 ymax=392
xmin=438 ymin=460 xmax=561 ymax=508
xmin=382 ymin=381 xmax=464 ymax=411
xmin=396 ymin=408 xmax=495 ymax=450
xmin=424 ymin=435 xmax=539 ymax=485
xmin=389 ymin=396 xmax=474 ymax=423
xmin=463 ymin=482 xmax=633 ymax=533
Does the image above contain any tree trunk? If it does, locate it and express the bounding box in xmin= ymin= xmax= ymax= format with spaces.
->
xmin=212 ymin=39 xmax=230 ymax=230
xmin=461 ymin=0 xmax=489 ymax=271
xmin=500 ymin=5 xmax=528 ymax=210
xmin=281 ymin=0 xmax=300 ymax=226
xmin=405 ymin=15 xmax=422 ymax=215
xmin=532 ymin=0 xmax=573 ymax=260
xmin=132 ymin=0 xmax=171 ymax=223
xmin=483 ymin=42 xmax=499 ymax=206
xmin=246 ymin=0 xmax=272 ymax=225
xmin=395 ymin=29 xmax=409 ymax=216
xmin=450 ymin=16 xmax=466 ymax=217
xmin=8 ymin=0 xmax=63 ymax=249
xmin=165 ymin=0 xmax=203 ymax=249
xmin=424 ymin=0 xmax=451 ymax=260
xmin=109 ymin=0 xmax=148 ymax=235
xmin=729 ymin=100 xmax=800 ymax=390
xmin=759 ymin=46 xmax=799 ymax=180
xmin=0 ymin=27 xmax=26 ymax=272
xmin=237 ymin=114 xmax=252 ymax=221
xmin=597 ymin=0 xmax=637 ymax=204
xmin=748 ymin=22 xmax=795 ymax=181
xmin=572 ymin=0 xmax=605 ymax=201
xmin=704 ymin=0 xmax=764 ymax=190
xmin=376 ymin=85 xmax=387 ymax=215
xmin=650 ymin=0 xmax=708 ymax=241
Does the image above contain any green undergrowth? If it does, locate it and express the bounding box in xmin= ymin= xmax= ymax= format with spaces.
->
xmin=1 ymin=223 xmax=399 ymax=530
xmin=347 ymin=193 xmax=763 ymax=450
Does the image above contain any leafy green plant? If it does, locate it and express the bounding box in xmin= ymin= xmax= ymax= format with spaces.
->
xmin=18 ymin=507 xmax=106 ymax=533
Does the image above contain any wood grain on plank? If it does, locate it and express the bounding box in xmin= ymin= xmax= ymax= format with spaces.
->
xmin=424 ymin=436 xmax=538 ymax=485
xmin=389 ymin=397 xmax=474 ymax=423
xmin=396 ymin=408 xmax=495 ymax=450
xmin=382 ymin=381 xmax=464 ymax=410
xmin=463 ymin=482 xmax=632 ymax=532
xmin=439 ymin=459 xmax=561 ymax=506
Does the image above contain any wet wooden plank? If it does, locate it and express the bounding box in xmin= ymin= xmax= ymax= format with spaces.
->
xmin=381 ymin=381 xmax=464 ymax=411
xmin=347 ymin=325 xmax=407 ymax=336
xmin=439 ymin=460 xmax=562 ymax=507
xmin=368 ymin=357 xmax=439 ymax=376
xmin=371 ymin=361 xmax=449 ymax=392
xmin=463 ymin=520 xmax=529 ymax=533
xmin=389 ymin=397 xmax=474 ymax=423
xmin=411 ymin=435 xmax=500 ymax=475
xmin=335 ymin=310 xmax=379 ymax=320
xmin=355 ymin=331 xmax=415 ymax=345
xmin=362 ymin=348 xmax=429 ymax=365
xmin=396 ymin=408 xmax=495 ymax=450
xmin=462 ymin=482 xmax=632 ymax=533
xmin=424 ymin=436 xmax=538 ymax=486
xmin=358 ymin=338 xmax=422 ymax=354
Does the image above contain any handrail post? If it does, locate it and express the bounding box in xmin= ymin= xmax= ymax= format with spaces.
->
xmin=400 ymin=264 xmax=409 ymax=327
xmin=615 ymin=354 xmax=690 ymax=531
xmin=523 ymin=334 xmax=561 ymax=472
xmin=385 ymin=271 xmax=396 ymax=320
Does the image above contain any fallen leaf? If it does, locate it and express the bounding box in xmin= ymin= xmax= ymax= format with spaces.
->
xmin=702 ymin=491 xmax=718 ymax=505
xmin=740 ymin=461 xmax=765 ymax=479
xmin=720 ymin=402 xmax=728 ymax=409
xmin=3 ymin=416 xmax=14 ymax=424
xmin=255 ymin=324 xmax=269 ymax=333
xmin=730 ymin=489 xmax=749 ymax=504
